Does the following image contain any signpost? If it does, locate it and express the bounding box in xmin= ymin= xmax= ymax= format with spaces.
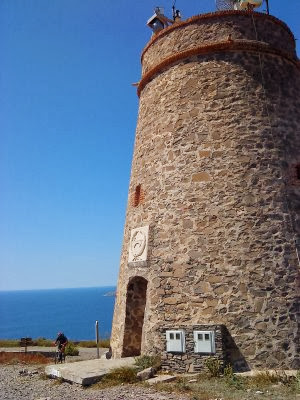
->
xmin=95 ymin=321 xmax=100 ymax=358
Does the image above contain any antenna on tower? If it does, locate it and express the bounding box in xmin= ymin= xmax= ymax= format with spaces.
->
xmin=215 ymin=0 xmax=237 ymax=10
xmin=172 ymin=0 xmax=181 ymax=22
xmin=215 ymin=0 xmax=264 ymax=11
xmin=172 ymin=0 xmax=176 ymax=19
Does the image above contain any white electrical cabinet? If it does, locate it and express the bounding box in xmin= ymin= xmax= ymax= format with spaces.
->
xmin=166 ymin=330 xmax=186 ymax=353
xmin=194 ymin=330 xmax=216 ymax=353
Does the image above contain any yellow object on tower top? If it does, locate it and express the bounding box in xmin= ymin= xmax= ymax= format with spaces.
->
xmin=234 ymin=0 xmax=263 ymax=9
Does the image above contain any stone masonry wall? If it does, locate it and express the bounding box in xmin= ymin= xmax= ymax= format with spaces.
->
xmin=110 ymin=11 xmax=300 ymax=371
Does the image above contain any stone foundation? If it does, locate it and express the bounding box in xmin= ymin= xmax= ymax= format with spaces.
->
xmin=160 ymin=325 xmax=226 ymax=373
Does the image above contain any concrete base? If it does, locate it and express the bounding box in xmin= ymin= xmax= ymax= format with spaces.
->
xmin=45 ymin=357 xmax=135 ymax=386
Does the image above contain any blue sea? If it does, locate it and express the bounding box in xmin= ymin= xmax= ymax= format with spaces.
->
xmin=0 ymin=286 xmax=116 ymax=341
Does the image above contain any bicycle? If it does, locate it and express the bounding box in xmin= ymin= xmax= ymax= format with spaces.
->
xmin=54 ymin=344 xmax=66 ymax=364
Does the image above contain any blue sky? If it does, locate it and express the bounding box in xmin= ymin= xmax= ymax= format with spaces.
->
xmin=0 ymin=0 xmax=299 ymax=291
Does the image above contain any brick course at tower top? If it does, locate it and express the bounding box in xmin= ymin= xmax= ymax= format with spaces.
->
xmin=110 ymin=10 xmax=300 ymax=371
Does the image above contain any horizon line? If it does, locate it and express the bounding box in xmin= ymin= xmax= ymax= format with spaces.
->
xmin=0 ymin=285 xmax=117 ymax=293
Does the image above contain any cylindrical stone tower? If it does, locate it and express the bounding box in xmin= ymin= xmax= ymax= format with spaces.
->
xmin=111 ymin=10 xmax=300 ymax=371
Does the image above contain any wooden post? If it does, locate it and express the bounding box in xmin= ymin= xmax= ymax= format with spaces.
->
xmin=20 ymin=337 xmax=33 ymax=353
xmin=95 ymin=321 xmax=100 ymax=359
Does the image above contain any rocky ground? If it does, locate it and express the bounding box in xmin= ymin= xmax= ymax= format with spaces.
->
xmin=0 ymin=364 xmax=189 ymax=400
xmin=2 ymin=349 xmax=298 ymax=400
xmin=0 ymin=347 xmax=189 ymax=400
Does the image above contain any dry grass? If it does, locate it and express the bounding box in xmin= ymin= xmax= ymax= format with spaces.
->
xmin=134 ymin=354 xmax=161 ymax=371
xmin=91 ymin=366 xmax=138 ymax=389
xmin=148 ymin=371 xmax=300 ymax=400
xmin=0 ymin=340 xmax=20 ymax=347
xmin=0 ymin=337 xmax=111 ymax=349
xmin=0 ymin=351 xmax=51 ymax=365
xmin=0 ymin=338 xmax=53 ymax=347
xmin=78 ymin=339 xmax=110 ymax=348
xmin=32 ymin=338 xmax=53 ymax=347
xmin=249 ymin=370 xmax=293 ymax=387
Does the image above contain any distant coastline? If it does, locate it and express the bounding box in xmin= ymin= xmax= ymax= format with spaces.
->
xmin=103 ymin=291 xmax=116 ymax=297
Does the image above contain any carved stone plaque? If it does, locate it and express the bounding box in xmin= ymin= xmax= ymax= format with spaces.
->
xmin=128 ymin=225 xmax=149 ymax=263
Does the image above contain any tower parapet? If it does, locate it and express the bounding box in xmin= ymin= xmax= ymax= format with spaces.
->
xmin=141 ymin=11 xmax=297 ymax=75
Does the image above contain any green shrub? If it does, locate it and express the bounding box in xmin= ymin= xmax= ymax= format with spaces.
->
xmin=64 ymin=342 xmax=79 ymax=356
xmin=223 ymin=363 xmax=234 ymax=386
xmin=134 ymin=354 xmax=161 ymax=371
xmin=205 ymin=357 xmax=222 ymax=378
xmin=223 ymin=364 xmax=234 ymax=380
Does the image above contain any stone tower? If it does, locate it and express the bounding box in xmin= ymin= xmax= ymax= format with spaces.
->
xmin=111 ymin=9 xmax=300 ymax=371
